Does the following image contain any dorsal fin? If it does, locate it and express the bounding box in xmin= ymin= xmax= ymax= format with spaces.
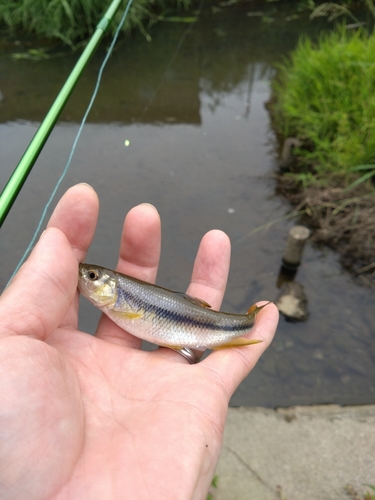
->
xmin=176 ymin=292 xmax=212 ymax=309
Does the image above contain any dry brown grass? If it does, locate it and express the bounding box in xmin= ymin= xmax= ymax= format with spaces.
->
xmin=276 ymin=175 xmax=375 ymax=288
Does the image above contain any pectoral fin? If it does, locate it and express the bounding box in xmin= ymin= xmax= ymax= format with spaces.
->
xmin=212 ymin=338 xmax=263 ymax=350
xmin=113 ymin=310 xmax=144 ymax=320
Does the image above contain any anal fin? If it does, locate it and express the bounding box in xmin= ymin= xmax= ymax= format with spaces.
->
xmin=212 ymin=338 xmax=262 ymax=350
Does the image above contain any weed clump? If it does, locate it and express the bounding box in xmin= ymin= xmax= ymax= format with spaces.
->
xmin=0 ymin=0 xmax=190 ymax=46
xmin=272 ymin=27 xmax=375 ymax=179
xmin=270 ymin=26 xmax=375 ymax=283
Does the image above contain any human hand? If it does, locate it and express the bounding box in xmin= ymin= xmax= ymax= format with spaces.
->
xmin=0 ymin=184 xmax=278 ymax=500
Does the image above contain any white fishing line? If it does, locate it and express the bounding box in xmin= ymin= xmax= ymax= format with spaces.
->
xmin=6 ymin=0 xmax=134 ymax=288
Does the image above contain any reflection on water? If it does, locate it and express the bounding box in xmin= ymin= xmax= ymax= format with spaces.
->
xmin=1 ymin=2 xmax=374 ymax=407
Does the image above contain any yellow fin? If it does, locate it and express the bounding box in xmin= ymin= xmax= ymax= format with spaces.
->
xmin=191 ymin=297 xmax=212 ymax=308
xmin=247 ymin=301 xmax=272 ymax=316
xmin=213 ymin=338 xmax=263 ymax=350
xmin=178 ymin=293 xmax=212 ymax=309
xmin=113 ymin=310 xmax=144 ymax=320
xmin=160 ymin=344 xmax=183 ymax=350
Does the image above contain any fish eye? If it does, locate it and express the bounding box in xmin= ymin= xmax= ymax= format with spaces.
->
xmin=88 ymin=269 xmax=100 ymax=281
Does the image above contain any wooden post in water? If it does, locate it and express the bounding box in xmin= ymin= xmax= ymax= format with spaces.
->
xmin=276 ymin=225 xmax=311 ymax=321
xmin=282 ymin=225 xmax=311 ymax=269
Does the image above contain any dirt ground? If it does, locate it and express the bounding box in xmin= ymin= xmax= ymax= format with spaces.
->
xmin=275 ymin=174 xmax=375 ymax=289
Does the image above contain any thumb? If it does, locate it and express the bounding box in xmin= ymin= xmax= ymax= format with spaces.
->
xmin=0 ymin=228 xmax=78 ymax=340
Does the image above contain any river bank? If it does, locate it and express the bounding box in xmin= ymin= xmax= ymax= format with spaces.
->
xmin=268 ymin=25 xmax=375 ymax=289
xmin=275 ymin=172 xmax=375 ymax=289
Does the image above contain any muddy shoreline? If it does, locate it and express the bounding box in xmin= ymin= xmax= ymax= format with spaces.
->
xmin=275 ymin=172 xmax=375 ymax=288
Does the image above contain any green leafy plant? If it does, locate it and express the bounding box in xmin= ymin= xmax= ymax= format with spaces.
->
xmin=311 ymin=0 xmax=375 ymax=23
xmin=310 ymin=2 xmax=360 ymax=23
xmin=272 ymin=27 xmax=375 ymax=184
xmin=345 ymin=483 xmax=375 ymax=500
xmin=344 ymin=165 xmax=375 ymax=192
xmin=0 ymin=0 xmax=191 ymax=46
xmin=11 ymin=48 xmax=51 ymax=60
xmin=206 ymin=474 xmax=219 ymax=500
xmin=364 ymin=484 xmax=375 ymax=500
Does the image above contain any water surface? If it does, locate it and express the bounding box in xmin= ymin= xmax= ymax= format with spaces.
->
xmin=1 ymin=1 xmax=374 ymax=407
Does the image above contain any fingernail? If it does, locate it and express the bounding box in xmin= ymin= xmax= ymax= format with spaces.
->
xmin=139 ymin=203 xmax=158 ymax=211
xmin=77 ymin=182 xmax=94 ymax=189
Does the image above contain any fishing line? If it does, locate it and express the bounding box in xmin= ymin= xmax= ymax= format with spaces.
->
xmin=140 ymin=0 xmax=205 ymax=121
xmin=6 ymin=0 xmax=134 ymax=288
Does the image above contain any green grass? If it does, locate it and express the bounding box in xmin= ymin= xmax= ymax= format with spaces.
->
xmin=311 ymin=0 xmax=375 ymax=24
xmin=345 ymin=483 xmax=375 ymax=500
xmin=0 ymin=0 xmax=191 ymax=46
xmin=272 ymin=27 xmax=375 ymax=183
xmin=206 ymin=474 xmax=219 ymax=500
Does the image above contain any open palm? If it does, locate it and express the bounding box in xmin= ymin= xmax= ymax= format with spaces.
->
xmin=0 ymin=184 xmax=278 ymax=500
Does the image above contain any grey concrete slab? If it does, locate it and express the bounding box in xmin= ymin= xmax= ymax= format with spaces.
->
xmin=214 ymin=405 xmax=375 ymax=500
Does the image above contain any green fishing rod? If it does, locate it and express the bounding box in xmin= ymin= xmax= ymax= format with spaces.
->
xmin=0 ymin=0 xmax=126 ymax=227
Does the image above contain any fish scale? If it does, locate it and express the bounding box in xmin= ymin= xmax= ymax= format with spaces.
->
xmin=78 ymin=263 xmax=268 ymax=350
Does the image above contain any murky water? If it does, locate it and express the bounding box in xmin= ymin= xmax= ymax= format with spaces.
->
xmin=1 ymin=1 xmax=374 ymax=407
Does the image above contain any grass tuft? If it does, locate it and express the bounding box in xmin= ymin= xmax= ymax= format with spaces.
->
xmin=345 ymin=484 xmax=375 ymax=500
xmin=272 ymin=27 xmax=375 ymax=184
xmin=0 ymin=0 xmax=191 ymax=46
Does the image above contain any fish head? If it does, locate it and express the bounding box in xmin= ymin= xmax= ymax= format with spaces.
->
xmin=78 ymin=264 xmax=118 ymax=307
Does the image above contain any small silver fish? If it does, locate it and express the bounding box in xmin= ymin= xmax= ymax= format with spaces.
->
xmin=78 ymin=263 xmax=269 ymax=351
